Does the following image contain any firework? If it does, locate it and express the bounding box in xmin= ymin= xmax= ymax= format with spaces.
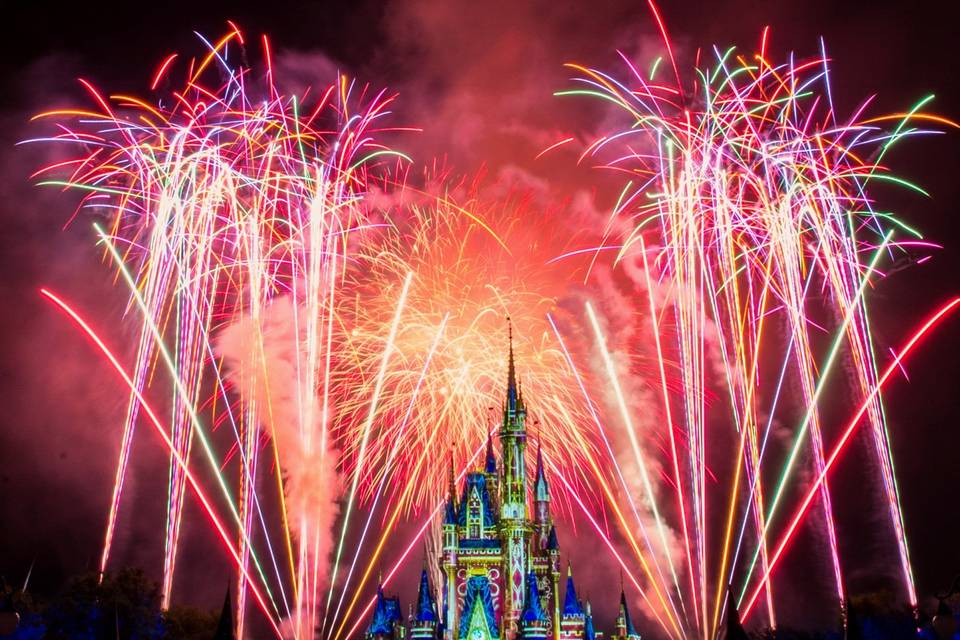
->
xmin=29 ymin=15 xmax=957 ymax=640
xmin=559 ymin=23 xmax=956 ymax=636
xmin=31 ymin=25 xmax=409 ymax=639
xmin=31 ymin=27 xmax=614 ymax=640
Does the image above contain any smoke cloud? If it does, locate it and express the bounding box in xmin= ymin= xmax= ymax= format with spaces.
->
xmin=216 ymin=295 xmax=341 ymax=634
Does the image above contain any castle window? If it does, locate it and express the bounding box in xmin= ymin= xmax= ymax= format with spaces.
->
xmin=468 ymin=494 xmax=482 ymax=538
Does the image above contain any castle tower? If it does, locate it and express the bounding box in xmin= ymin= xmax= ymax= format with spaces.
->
xmin=484 ymin=431 xmax=500 ymax=514
xmin=520 ymin=569 xmax=550 ymax=640
xmin=613 ymin=590 xmax=640 ymax=640
xmin=410 ymin=568 xmax=439 ymax=640
xmin=426 ymin=323 xmax=576 ymax=640
xmin=531 ymin=447 xmax=561 ymax=640
xmin=367 ymin=581 xmax=405 ymax=640
xmin=533 ymin=445 xmax=551 ymax=544
xmin=500 ymin=322 xmax=532 ymax=639
xmin=558 ymin=566 xmax=584 ymax=640
xmin=583 ymin=602 xmax=597 ymax=640
xmin=501 ymin=322 xmax=528 ymax=519
xmin=442 ymin=458 xmax=458 ymax=639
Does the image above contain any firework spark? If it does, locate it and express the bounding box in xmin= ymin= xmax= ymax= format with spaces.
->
xmin=29 ymin=14 xmax=957 ymax=640
xmin=560 ymin=24 xmax=955 ymax=636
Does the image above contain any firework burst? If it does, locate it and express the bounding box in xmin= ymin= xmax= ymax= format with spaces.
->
xmin=559 ymin=25 xmax=957 ymax=636
xmin=28 ymin=15 xmax=959 ymax=640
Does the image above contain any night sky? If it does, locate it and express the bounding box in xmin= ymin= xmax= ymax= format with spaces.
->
xmin=1 ymin=0 xmax=958 ymax=636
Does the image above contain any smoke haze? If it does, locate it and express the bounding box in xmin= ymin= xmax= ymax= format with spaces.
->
xmin=2 ymin=1 xmax=959 ymax=638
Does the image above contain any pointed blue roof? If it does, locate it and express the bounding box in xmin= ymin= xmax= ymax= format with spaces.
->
xmin=521 ymin=571 xmax=548 ymax=624
xmin=485 ymin=432 xmax=497 ymax=474
xmin=620 ymin=590 xmax=638 ymax=637
xmin=445 ymin=455 xmax=458 ymax=527
xmin=584 ymin=603 xmax=596 ymax=640
xmin=368 ymin=585 xmax=393 ymax=636
xmin=444 ymin=497 xmax=457 ymax=526
xmin=385 ymin=596 xmax=402 ymax=623
xmin=458 ymin=576 xmax=498 ymax=639
xmin=456 ymin=473 xmax=498 ymax=528
xmin=546 ymin=525 xmax=559 ymax=551
xmin=562 ymin=568 xmax=583 ymax=617
xmin=534 ymin=445 xmax=550 ymax=502
xmin=415 ymin=569 xmax=437 ymax=623
xmin=438 ymin=584 xmax=448 ymax=637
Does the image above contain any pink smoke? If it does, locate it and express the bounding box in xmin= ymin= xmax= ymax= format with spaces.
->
xmin=217 ymin=295 xmax=341 ymax=636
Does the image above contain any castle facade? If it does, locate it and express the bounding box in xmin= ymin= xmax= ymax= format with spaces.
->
xmin=366 ymin=333 xmax=643 ymax=640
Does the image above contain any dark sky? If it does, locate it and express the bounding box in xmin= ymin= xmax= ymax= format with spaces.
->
xmin=1 ymin=0 xmax=958 ymax=636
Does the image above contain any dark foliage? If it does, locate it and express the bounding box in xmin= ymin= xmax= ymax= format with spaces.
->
xmin=162 ymin=605 xmax=219 ymax=640
xmin=43 ymin=568 xmax=164 ymax=640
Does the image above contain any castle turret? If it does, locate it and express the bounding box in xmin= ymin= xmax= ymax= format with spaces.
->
xmin=534 ymin=445 xmax=550 ymax=526
xmin=368 ymin=582 xmax=401 ymax=640
xmin=558 ymin=566 xmax=585 ymax=640
xmin=387 ymin=596 xmax=406 ymax=640
xmin=484 ymin=431 xmax=500 ymax=517
xmin=485 ymin=431 xmax=498 ymax=475
xmin=500 ymin=322 xmax=532 ymax=639
xmin=501 ymin=321 xmax=529 ymax=520
xmin=442 ymin=457 xmax=458 ymax=639
xmin=520 ymin=570 xmax=550 ymax=640
xmin=444 ymin=455 xmax=458 ymax=550
xmin=615 ymin=590 xmax=640 ymax=640
xmin=410 ymin=569 xmax=439 ymax=640
xmin=583 ymin=602 xmax=597 ymax=640
xmin=547 ymin=526 xmax=561 ymax=640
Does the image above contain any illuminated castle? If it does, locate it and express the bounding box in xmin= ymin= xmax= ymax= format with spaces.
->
xmin=366 ymin=329 xmax=643 ymax=640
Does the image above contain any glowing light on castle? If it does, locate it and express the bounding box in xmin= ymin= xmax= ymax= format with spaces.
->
xmin=363 ymin=327 xmax=645 ymax=640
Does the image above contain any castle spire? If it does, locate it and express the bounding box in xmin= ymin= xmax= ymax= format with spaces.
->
xmin=506 ymin=318 xmax=518 ymax=415
xmin=534 ymin=442 xmax=550 ymax=503
xmin=545 ymin=526 xmax=558 ymax=552
xmin=444 ymin=453 xmax=457 ymax=525
xmin=213 ymin=585 xmax=235 ymax=640
xmin=415 ymin=568 xmax=438 ymax=623
xmin=562 ymin=563 xmax=584 ymax=617
xmin=448 ymin=452 xmax=457 ymax=502
xmin=500 ymin=318 xmax=529 ymax=521
xmin=499 ymin=319 xmax=531 ymax=629
xmin=485 ymin=430 xmax=497 ymax=474
xmin=367 ymin=580 xmax=393 ymax=637
xmin=724 ymin=585 xmax=748 ymax=640
xmin=583 ymin=601 xmax=596 ymax=640
xmin=521 ymin=569 xmax=549 ymax=626
xmin=618 ymin=589 xmax=638 ymax=638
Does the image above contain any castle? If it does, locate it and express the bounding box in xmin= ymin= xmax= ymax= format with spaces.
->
xmin=366 ymin=330 xmax=644 ymax=640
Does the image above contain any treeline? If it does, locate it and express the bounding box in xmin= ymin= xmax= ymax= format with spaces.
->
xmin=744 ymin=589 xmax=959 ymax=640
xmin=0 ymin=568 xmax=220 ymax=640
xmin=2 ymin=569 xmax=956 ymax=639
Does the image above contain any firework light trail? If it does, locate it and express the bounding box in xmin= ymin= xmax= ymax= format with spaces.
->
xmin=29 ymin=12 xmax=956 ymax=640
xmin=557 ymin=17 xmax=956 ymax=637
xmin=30 ymin=25 xmax=418 ymax=638
xmin=30 ymin=26 xmax=638 ymax=639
